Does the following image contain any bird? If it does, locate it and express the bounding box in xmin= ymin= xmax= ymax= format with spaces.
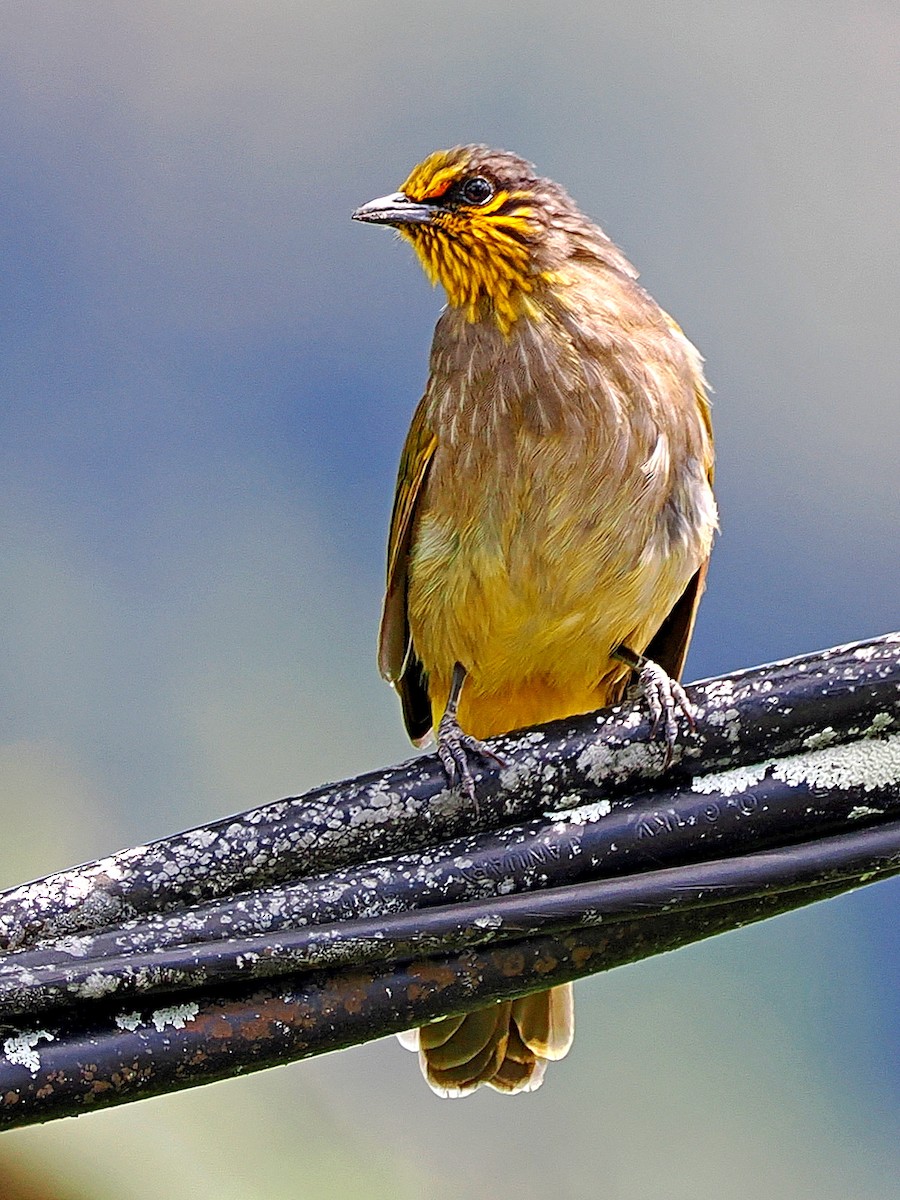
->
xmin=352 ymin=145 xmax=717 ymax=1096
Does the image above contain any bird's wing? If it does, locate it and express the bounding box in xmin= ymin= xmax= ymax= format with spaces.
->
xmin=378 ymin=394 xmax=437 ymax=743
xmin=644 ymin=558 xmax=709 ymax=681
xmin=646 ymin=384 xmax=714 ymax=681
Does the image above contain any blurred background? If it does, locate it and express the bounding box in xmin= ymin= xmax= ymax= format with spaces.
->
xmin=0 ymin=1 xmax=898 ymax=1196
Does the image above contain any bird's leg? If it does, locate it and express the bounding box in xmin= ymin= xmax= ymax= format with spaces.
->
xmin=437 ymin=662 xmax=508 ymax=802
xmin=612 ymin=644 xmax=695 ymax=766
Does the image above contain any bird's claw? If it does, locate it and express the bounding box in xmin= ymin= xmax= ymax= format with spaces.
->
xmin=636 ymin=658 xmax=695 ymax=767
xmin=436 ymin=711 xmax=507 ymax=802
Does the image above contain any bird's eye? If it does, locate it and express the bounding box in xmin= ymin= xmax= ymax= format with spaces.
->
xmin=460 ymin=176 xmax=494 ymax=205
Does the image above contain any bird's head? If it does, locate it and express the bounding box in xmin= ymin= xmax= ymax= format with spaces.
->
xmin=353 ymin=145 xmax=613 ymax=334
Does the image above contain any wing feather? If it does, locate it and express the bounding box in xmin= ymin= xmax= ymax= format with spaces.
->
xmin=378 ymin=396 xmax=437 ymax=742
xmin=644 ymin=558 xmax=709 ymax=681
xmin=645 ymin=390 xmax=714 ymax=681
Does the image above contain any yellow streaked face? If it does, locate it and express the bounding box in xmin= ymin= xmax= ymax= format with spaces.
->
xmin=354 ymin=147 xmax=541 ymax=332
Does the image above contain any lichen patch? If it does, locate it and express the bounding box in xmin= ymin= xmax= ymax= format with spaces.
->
xmin=3 ymin=1030 xmax=55 ymax=1076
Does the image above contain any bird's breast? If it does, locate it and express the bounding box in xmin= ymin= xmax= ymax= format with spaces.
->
xmin=408 ymin=419 xmax=712 ymax=696
xmin=405 ymin=289 xmax=716 ymax=735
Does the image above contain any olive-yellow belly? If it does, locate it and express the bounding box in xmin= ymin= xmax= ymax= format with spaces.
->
xmin=407 ymin=431 xmax=712 ymax=740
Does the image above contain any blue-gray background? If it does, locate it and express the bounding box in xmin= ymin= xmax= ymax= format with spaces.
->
xmin=1 ymin=3 xmax=898 ymax=1196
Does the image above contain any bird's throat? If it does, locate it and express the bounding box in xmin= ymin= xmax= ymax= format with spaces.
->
xmin=402 ymin=225 xmax=542 ymax=335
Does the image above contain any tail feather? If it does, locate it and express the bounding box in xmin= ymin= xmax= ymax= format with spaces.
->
xmin=396 ymin=1027 xmax=420 ymax=1052
xmin=512 ymin=984 xmax=575 ymax=1061
xmin=398 ymin=984 xmax=574 ymax=1097
xmin=486 ymin=1054 xmax=547 ymax=1095
xmin=423 ymin=1025 xmax=509 ymax=1096
xmin=417 ymin=1012 xmax=467 ymax=1050
xmin=421 ymin=1002 xmax=509 ymax=1071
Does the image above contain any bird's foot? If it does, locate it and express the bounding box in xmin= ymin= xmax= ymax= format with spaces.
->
xmin=634 ymin=656 xmax=695 ymax=767
xmin=436 ymin=709 xmax=507 ymax=803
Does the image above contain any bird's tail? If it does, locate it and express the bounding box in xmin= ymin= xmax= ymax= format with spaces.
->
xmin=397 ymin=984 xmax=574 ymax=1097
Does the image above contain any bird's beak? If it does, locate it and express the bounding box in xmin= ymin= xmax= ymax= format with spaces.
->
xmin=352 ymin=192 xmax=435 ymax=227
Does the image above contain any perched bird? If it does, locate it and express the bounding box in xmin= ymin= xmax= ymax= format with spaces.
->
xmin=353 ymin=146 xmax=717 ymax=1096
